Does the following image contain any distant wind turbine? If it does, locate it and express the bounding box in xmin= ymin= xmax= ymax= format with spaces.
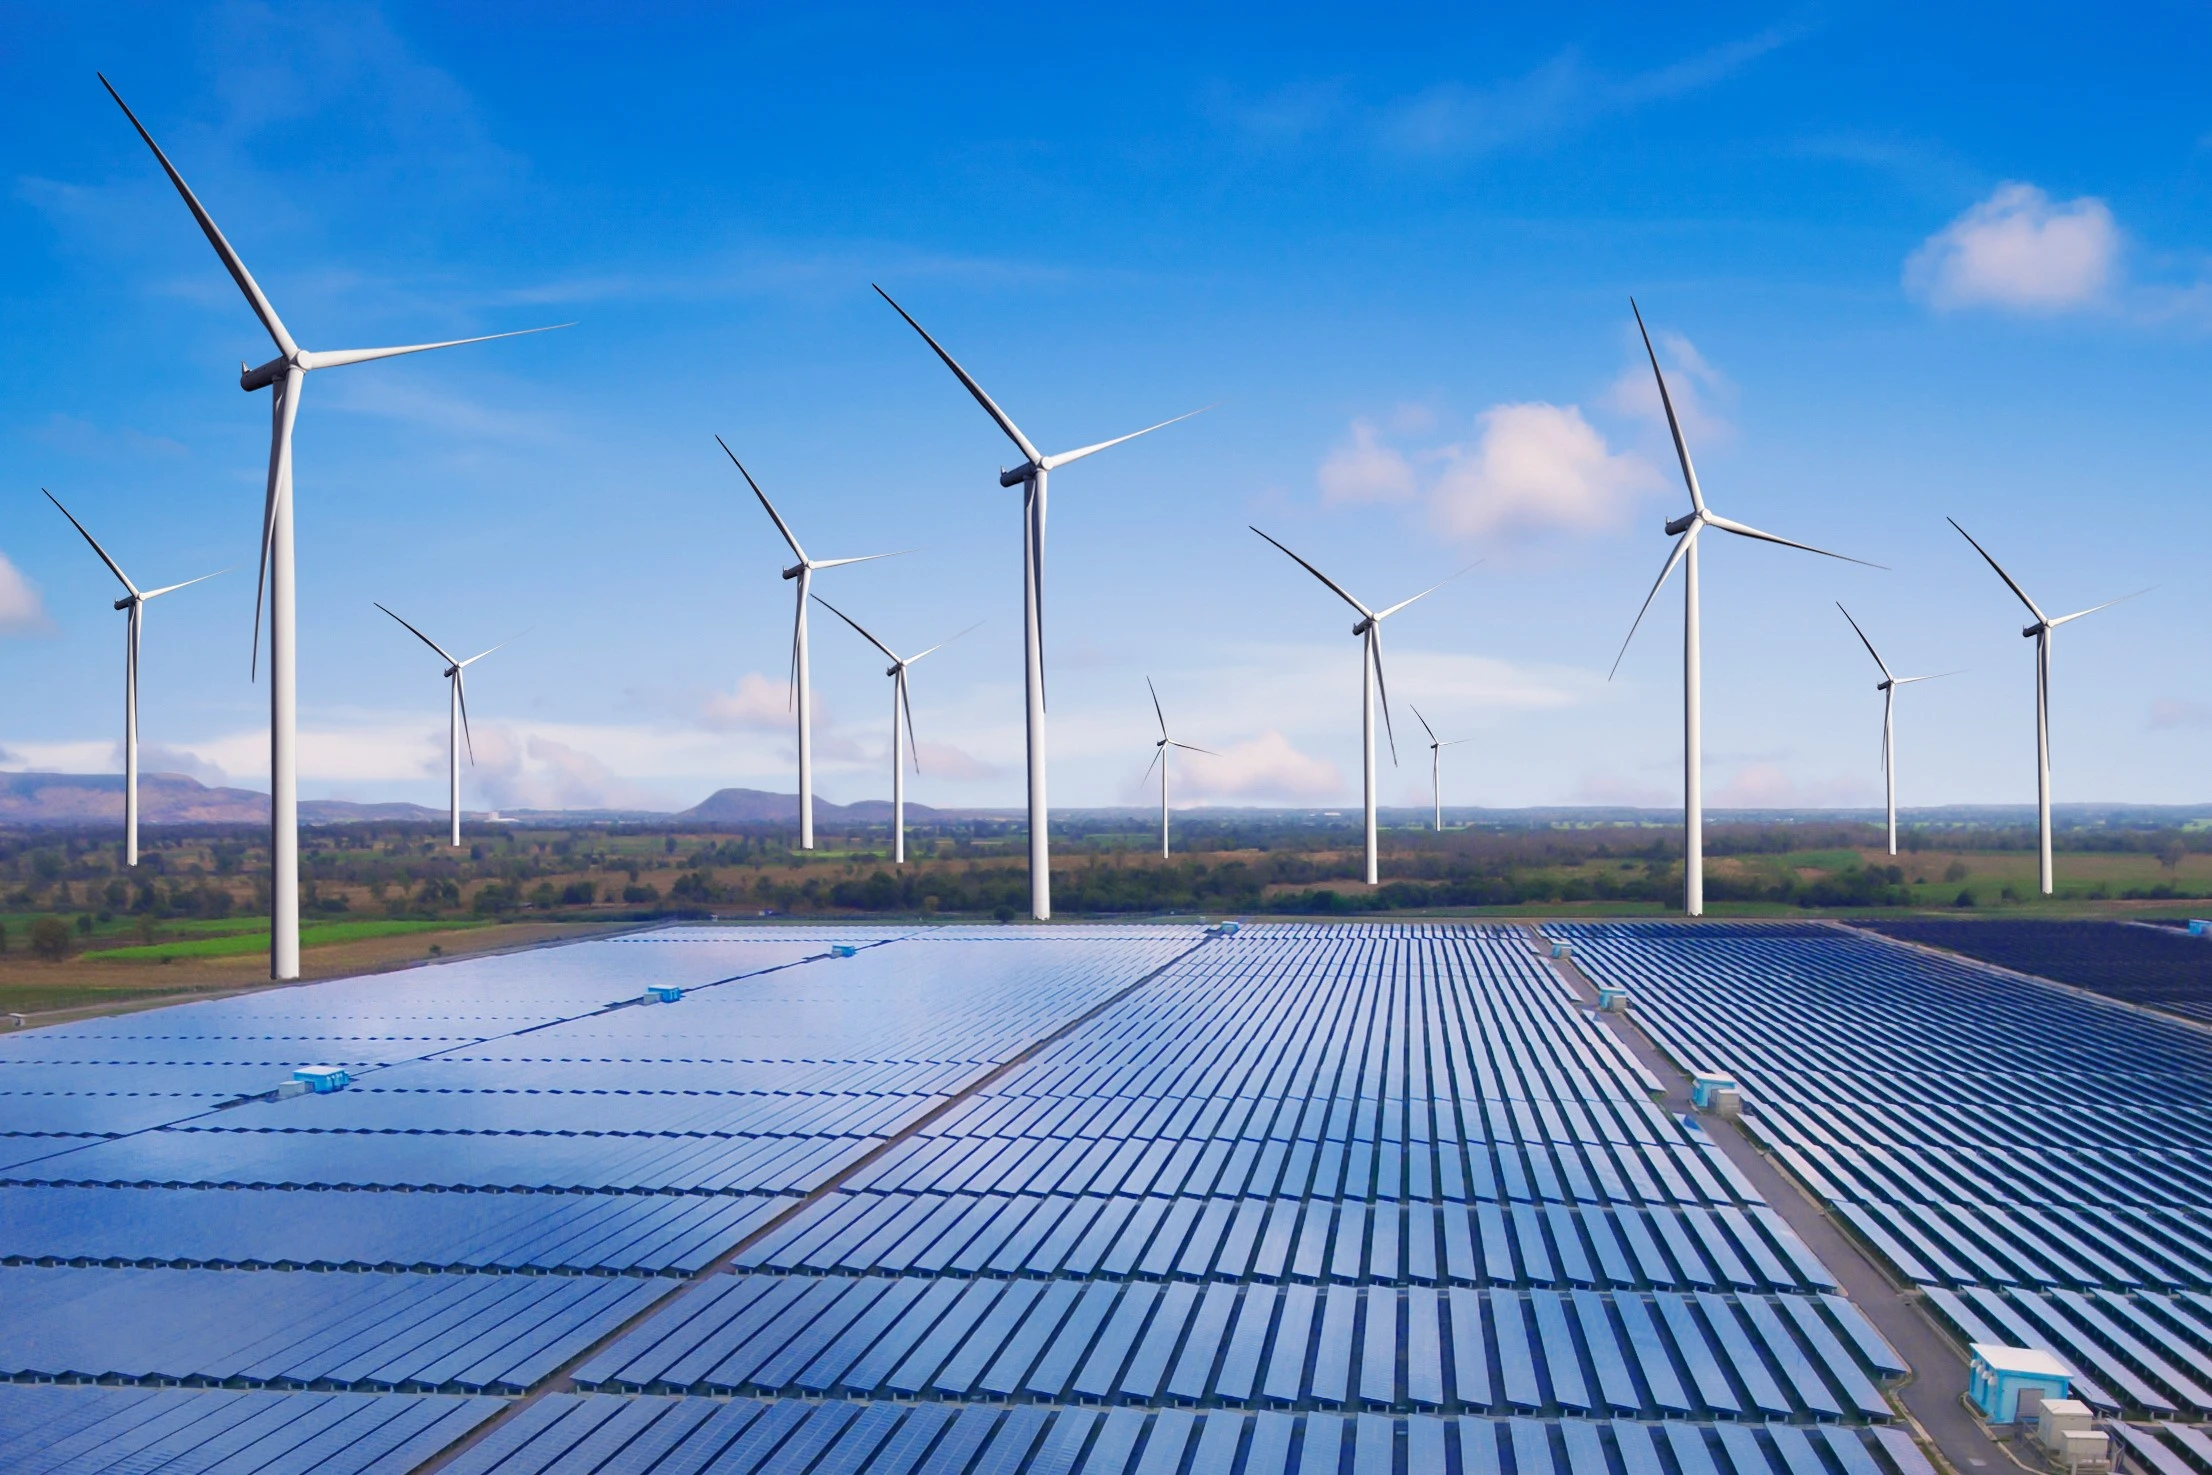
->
xmin=43 ymin=489 xmax=225 ymax=866
xmin=811 ymin=595 xmax=978 ymax=865
xmin=1948 ymin=519 xmax=2142 ymax=895
xmin=1410 ymin=705 xmax=1470 ymax=834
xmin=1251 ymin=527 xmax=1465 ymax=886
xmin=875 ymin=285 xmax=1207 ymax=920
xmin=1836 ymin=604 xmax=1953 ymax=857
xmin=1611 ymin=300 xmax=1880 ymax=916
xmin=376 ymin=605 xmax=515 ymax=849
xmin=1143 ymin=678 xmax=1217 ymax=859
xmin=718 ymin=438 xmax=904 ymax=851
xmin=102 ymin=76 xmax=568 ymax=980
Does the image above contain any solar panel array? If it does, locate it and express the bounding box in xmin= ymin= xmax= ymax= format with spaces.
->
xmin=0 ymin=922 xmax=1941 ymax=1473
xmin=1555 ymin=920 xmax=2212 ymax=1455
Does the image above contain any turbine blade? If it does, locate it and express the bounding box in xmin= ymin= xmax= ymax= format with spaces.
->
xmin=374 ymin=602 xmax=458 ymax=665
xmin=1947 ymin=517 xmax=2046 ymax=623
xmin=1040 ymin=405 xmax=1211 ymax=471
xmin=1891 ymin=670 xmax=1962 ymax=685
xmin=2050 ymin=588 xmax=2151 ymax=626
xmin=717 ymin=437 xmax=806 ymax=561
xmin=1835 ymin=602 xmax=1893 ymax=680
xmin=1609 ymin=529 xmax=1694 ymax=680
xmin=901 ymin=671 xmax=920 ymax=772
xmin=811 ymin=592 xmax=901 ymax=664
xmin=1705 ymin=513 xmax=1884 ymax=568
xmin=1170 ymin=742 xmax=1220 ymax=756
xmin=1630 ymin=298 xmax=1703 ymax=514
xmin=307 ymin=324 xmax=570 ymax=372
xmin=251 ymin=370 xmax=301 ymax=679
xmin=808 ymin=549 xmax=915 ymax=570
xmin=787 ymin=584 xmax=803 ymax=705
xmin=1442 ymin=738 xmax=1473 ymax=748
xmin=457 ymin=629 xmax=527 ymax=668
xmin=99 ymin=74 xmax=298 ymax=358
xmin=1411 ymin=703 xmax=1438 ymax=746
xmin=872 ymin=285 xmax=1042 ymax=465
xmin=1148 ymin=676 xmax=1168 ymax=740
xmin=1373 ymin=561 xmax=1477 ymax=622
xmin=1034 ymin=481 xmax=1048 ymax=710
xmin=42 ymin=489 xmax=138 ymax=596
xmin=1249 ymin=526 xmax=1372 ymax=618
xmin=456 ymin=672 xmax=475 ymax=764
xmin=905 ymin=620 xmax=982 ymax=666
xmin=1142 ymin=746 xmax=1162 ymax=782
xmin=1371 ymin=626 xmax=1399 ymax=765
xmin=138 ymin=566 xmax=232 ymax=600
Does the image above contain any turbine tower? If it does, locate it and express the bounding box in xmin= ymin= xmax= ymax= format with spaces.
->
xmin=44 ymin=489 xmax=224 ymax=867
xmin=810 ymin=595 xmax=976 ymax=865
xmin=1143 ymin=678 xmax=1217 ymax=859
xmin=1836 ymin=604 xmax=1951 ymax=857
xmin=1251 ymin=527 xmax=1462 ymax=886
xmin=103 ymin=77 xmax=566 ymax=980
xmin=376 ymin=605 xmax=513 ymax=849
xmin=1948 ymin=519 xmax=2138 ymax=895
xmin=1410 ymin=705 xmax=1470 ymax=834
xmin=718 ymin=438 xmax=903 ymax=851
xmin=1611 ymin=301 xmax=1877 ymax=916
xmin=875 ymin=285 xmax=1205 ymax=920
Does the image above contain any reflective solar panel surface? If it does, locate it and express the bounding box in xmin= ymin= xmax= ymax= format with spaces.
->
xmin=0 ymin=921 xmax=1957 ymax=1472
xmin=1557 ymin=919 xmax=2212 ymax=1464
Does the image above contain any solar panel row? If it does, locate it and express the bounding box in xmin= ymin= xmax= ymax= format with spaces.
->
xmin=443 ymin=1393 xmax=1935 ymax=1475
xmin=0 ymin=1385 xmax=497 ymax=1475
xmin=1555 ymin=920 xmax=2212 ymax=1420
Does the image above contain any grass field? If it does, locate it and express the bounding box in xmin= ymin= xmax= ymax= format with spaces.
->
xmin=81 ymin=918 xmax=481 ymax=962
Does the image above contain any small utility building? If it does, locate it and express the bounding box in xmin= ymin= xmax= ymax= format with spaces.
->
xmin=1968 ymin=1343 xmax=2072 ymax=1423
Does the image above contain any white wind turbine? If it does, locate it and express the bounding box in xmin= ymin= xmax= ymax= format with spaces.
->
xmin=376 ymin=605 xmax=515 ymax=849
xmin=44 ymin=489 xmax=225 ymax=867
xmin=718 ymin=438 xmax=904 ymax=851
xmin=1143 ymin=678 xmax=1218 ymax=859
xmin=1948 ymin=518 xmax=2140 ymax=895
xmin=875 ymin=285 xmax=1206 ymax=920
xmin=103 ymin=77 xmax=567 ymax=981
xmin=810 ymin=595 xmax=978 ymax=865
xmin=1410 ymin=705 xmax=1470 ymax=834
xmin=1252 ymin=527 xmax=1463 ymax=886
xmin=1611 ymin=301 xmax=1878 ymax=916
xmin=1836 ymin=604 xmax=1953 ymax=857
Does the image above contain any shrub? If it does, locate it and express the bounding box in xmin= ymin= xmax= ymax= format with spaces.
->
xmin=29 ymin=917 xmax=72 ymax=961
xmin=559 ymin=881 xmax=597 ymax=906
xmin=622 ymin=884 xmax=659 ymax=905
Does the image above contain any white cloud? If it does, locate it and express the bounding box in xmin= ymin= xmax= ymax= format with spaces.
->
xmin=913 ymin=741 xmax=1003 ymax=781
xmin=1430 ymin=403 xmax=1658 ymax=540
xmin=470 ymin=730 xmax=662 ymax=811
xmin=1711 ymin=762 xmax=1871 ymax=808
xmin=1604 ymin=328 xmax=1732 ymax=446
xmin=1177 ymin=731 xmax=1342 ymax=803
xmin=2150 ymin=698 xmax=2212 ymax=731
xmin=1317 ymin=419 xmax=1417 ymax=505
xmin=0 ymin=551 xmax=49 ymax=636
xmin=703 ymin=672 xmax=813 ymax=731
xmin=1906 ymin=183 xmax=2119 ymax=313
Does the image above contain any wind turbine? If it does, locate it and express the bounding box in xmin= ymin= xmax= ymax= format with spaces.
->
xmin=1611 ymin=301 xmax=1879 ymax=916
xmin=810 ymin=595 xmax=977 ymax=865
xmin=102 ymin=77 xmax=567 ymax=981
xmin=43 ymin=489 xmax=224 ymax=867
xmin=1251 ymin=527 xmax=1462 ymax=886
xmin=1948 ymin=519 xmax=2140 ymax=895
xmin=1836 ymin=604 xmax=1953 ymax=857
xmin=1410 ymin=705 xmax=1470 ymax=834
xmin=1143 ymin=678 xmax=1218 ymax=859
xmin=375 ymin=605 xmax=513 ymax=849
xmin=718 ymin=438 xmax=904 ymax=851
xmin=874 ymin=285 xmax=1206 ymax=920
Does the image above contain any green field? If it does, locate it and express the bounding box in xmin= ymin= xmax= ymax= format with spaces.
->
xmin=82 ymin=918 xmax=483 ymax=962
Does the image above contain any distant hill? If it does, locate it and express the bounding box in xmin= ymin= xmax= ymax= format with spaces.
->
xmin=678 ymin=787 xmax=978 ymax=824
xmin=0 ymin=772 xmax=443 ymax=827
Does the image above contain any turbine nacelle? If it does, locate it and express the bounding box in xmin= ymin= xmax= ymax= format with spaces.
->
xmin=783 ymin=563 xmax=807 ymax=581
xmin=1664 ymin=511 xmax=1700 ymax=537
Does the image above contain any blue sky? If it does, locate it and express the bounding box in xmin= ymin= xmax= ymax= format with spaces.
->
xmin=3 ymin=4 xmax=2208 ymax=814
